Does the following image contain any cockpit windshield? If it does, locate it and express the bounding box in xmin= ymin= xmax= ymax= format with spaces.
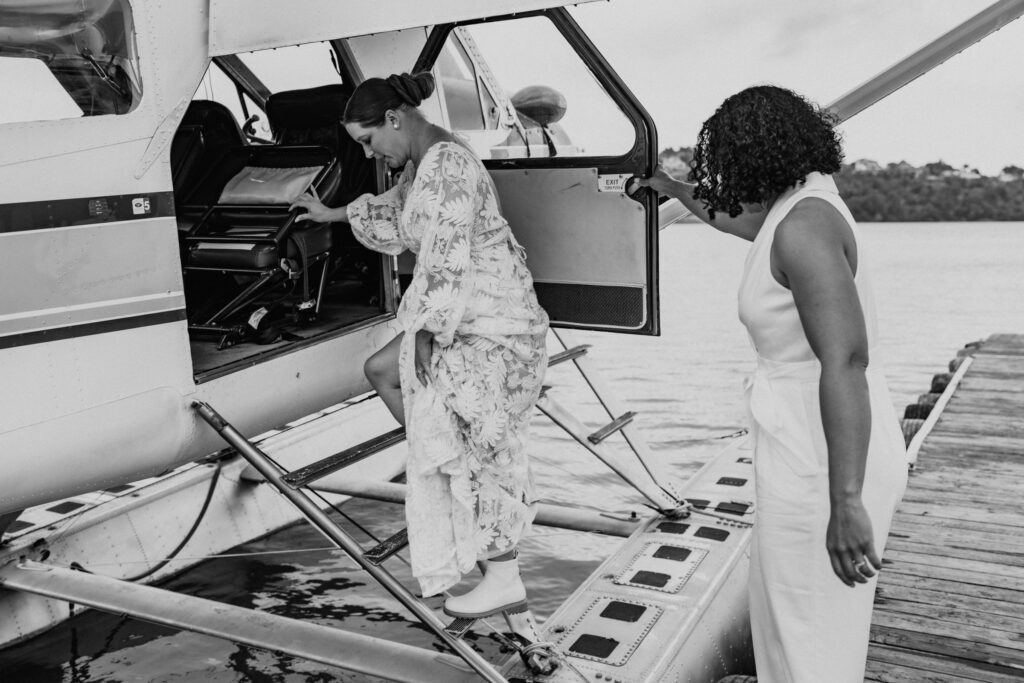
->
xmin=0 ymin=0 xmax=141 ymax=120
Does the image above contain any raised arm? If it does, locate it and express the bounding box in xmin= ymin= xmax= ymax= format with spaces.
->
xmin=634 ymin=165 xmax=766 ymax=241
xmin=343 ymin=174 xmax=414 ymax=255
xmin=290 ymin=171 xmax=413 ymax=255
xmin=773 ymin=197 xmax=877 ymax=587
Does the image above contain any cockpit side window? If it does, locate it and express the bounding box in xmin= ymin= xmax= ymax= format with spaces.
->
xmin=0 ymin=0 xmax=142 ymax=123
xmin=237 ymin=42 xmax=343 ymax=94
xmin=192 ymin=41 xmax=348 ymax=144
xmin=195 ymin=62 xmax=272 ymax=142
xmin=436 ymin=37 xmax=485 ymax=130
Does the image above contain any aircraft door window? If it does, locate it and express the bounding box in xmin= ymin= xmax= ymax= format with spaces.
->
xmin=416 ymin=10 xmax=659 ymax=335
xmin=0 ymin=0 xmax=142 ymax=123
xmin=435 ymin=17 xmax=636 ymax=160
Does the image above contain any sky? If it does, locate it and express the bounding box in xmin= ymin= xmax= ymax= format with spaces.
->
xmin=568 ymin=0 xmax=1024 ymax=175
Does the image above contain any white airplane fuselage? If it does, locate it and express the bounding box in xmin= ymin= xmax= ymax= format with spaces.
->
xmin=1 ymin=0 xmax=632 ymax=515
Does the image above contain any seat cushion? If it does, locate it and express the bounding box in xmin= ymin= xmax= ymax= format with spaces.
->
xmin=188 ymin=223 xmax=332 ymax=270
xmin=266 ymin=84 xmax=372 ymax=206
xmin=217 ymin=165 xmax=323 ymax=205
xmin=190 ymin=241 xmax=281 ymax=269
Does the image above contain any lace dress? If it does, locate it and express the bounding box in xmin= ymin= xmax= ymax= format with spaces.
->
xmin=347 ymin=141 xmax=550 ymax=596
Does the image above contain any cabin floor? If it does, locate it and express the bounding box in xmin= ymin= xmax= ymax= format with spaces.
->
xmin=188 ymin=274 xmax=386 ymax=377
xmin=865 ymin=333 xmax=1024 ymax=682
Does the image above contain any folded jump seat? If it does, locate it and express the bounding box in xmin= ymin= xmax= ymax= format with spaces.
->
xmin=178 ymin=86 xmax=355 ymax=347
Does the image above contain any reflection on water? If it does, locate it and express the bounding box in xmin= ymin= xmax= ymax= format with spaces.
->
xmin=3 ymin=223 xmax=1023 ymax=681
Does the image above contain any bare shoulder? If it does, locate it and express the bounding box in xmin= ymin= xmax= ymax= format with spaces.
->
xmin=771 ymin=196 xmax=859 ymax=288
xmin=774 ymin=196 xmax=853 ymax=254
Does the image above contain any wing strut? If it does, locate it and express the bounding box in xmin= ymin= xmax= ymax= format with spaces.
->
xmin=827 ymin=0 xmax=1024 ymax=122
xmin=0 ymin=561 xmax=476 ymax=682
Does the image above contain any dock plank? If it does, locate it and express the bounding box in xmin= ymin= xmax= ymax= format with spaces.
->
xmin=876 ymin=574 xmax=1024 ymax=619
xmin=872 ymin=595 xmax=1024 ymax=639
xmin=867 ymin=334 xmax=1024 ymax=683
xmin=906 ymin=473 xmax=1024 ymax=494
xmin=870 ymin=623 xmax=1024 ymax=671
xmin=891 ymin=500 xmax=1022 ymax=528
xmin=913 ymin=433 xmax=1024 ymax=454
xmin=915 ymin=455 xmax=1024 ymax=472
xmin=865 ymin=643 xmax=1024 ymax=683
xmin=894 ymin=493 xmax=1024 ymax=523
xmin=884 ymin=538 xmax=1024 ymax=570
xmin=887 ymin=518 xmax=1024 ymax=555
xmin=881 ymin=556 xmax=1024 ymax=593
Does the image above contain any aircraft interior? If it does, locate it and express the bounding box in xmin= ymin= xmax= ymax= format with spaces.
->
xmin=168 ymin=20 xmax=641 ymax=380
xmin=169 ymin=49 xmax=387 ymax=379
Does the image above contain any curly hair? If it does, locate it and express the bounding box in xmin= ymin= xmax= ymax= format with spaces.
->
xmin=690 ymin=85 xmax=843 ymax=219
xmin=343 ymin=72 xmax=436 ymax=127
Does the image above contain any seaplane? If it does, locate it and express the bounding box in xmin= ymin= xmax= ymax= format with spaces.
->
xmin=1 ymin=0 xmax=1021 ymax=680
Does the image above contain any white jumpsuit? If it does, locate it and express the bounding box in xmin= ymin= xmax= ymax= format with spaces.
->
xmin=737 ymin=172 xmax=908 ymax=682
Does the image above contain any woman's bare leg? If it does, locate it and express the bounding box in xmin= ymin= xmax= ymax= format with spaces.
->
xmin=364 ymin=333 xmax=404 ymax=425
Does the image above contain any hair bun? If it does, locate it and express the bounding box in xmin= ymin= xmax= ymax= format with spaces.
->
xmin=386 ymin=72 xmax=435 ymax=107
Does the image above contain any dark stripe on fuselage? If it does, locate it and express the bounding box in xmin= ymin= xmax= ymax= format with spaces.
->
xmin=0 ymin=192 xmax=176 ymax=233
xmin=0 ymin=309 xmax=187 ymax=350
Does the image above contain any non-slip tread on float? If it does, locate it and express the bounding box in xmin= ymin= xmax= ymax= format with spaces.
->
xmin=444 ymin=617 xmax=477 ymax=638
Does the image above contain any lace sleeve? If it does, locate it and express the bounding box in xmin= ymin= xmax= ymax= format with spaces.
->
xmin=347 ymin=170 xmax=412 ymax=255
xmin=409 ymin=147 xmax=481 ymax=347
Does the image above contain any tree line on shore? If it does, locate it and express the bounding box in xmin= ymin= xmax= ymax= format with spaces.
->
xmin=659 ymin=148 xmax=1024 ymax=222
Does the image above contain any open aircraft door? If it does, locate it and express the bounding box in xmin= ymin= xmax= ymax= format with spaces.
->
xmin=414 ymin=8 xmax=660 ymax=335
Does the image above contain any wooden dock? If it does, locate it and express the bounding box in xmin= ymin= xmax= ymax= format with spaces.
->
xmin=865 ymin=334 xmax=1024 ymax=683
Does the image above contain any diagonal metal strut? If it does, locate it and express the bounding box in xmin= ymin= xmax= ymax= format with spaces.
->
xmin=828 ymin=0 xmax=1024 ymax=122
xmin=0 ymin=560 xmax=476 ymax=683
xmin=192 ymin=401 xmax=507 ymax=683
xmin=544 ymin=329 xmax=683 ymax=511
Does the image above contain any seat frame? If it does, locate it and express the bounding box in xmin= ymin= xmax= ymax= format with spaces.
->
xmin=172 ymin=85 xmax=377 ymax=350
xmin=181 ymin=149 xmax=339 ymax=346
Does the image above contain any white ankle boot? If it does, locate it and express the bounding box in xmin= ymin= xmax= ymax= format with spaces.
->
xmin=443 ymin=555 xmax=527 ymax=619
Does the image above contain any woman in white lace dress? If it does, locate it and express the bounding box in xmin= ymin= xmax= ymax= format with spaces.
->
xmin=290 ymin=73 xmax=549 ymax=623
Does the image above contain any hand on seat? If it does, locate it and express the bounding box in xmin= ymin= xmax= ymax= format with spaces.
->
xmin=290 ymin=191 xmax=348 ymax=224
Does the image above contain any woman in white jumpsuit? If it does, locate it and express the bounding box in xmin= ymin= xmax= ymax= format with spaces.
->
xmin=636 ymin=85 xmax=907 ymax=682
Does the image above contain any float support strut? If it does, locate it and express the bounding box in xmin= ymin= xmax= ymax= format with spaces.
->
xmin=192 ymin=401 xmax=507 ymax=683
